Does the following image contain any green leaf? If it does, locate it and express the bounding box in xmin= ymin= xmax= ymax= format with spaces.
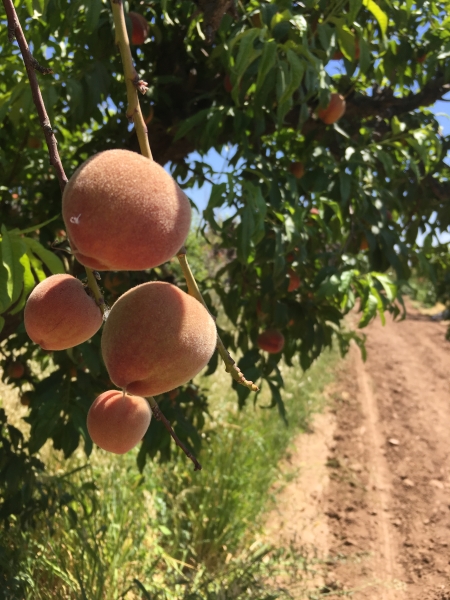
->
xmin=0 ymin=316 xmax=4 ymax=335
xmin=359 ymin=36 xmax=371 ymax=73
xmin=9 ymin=251 xmax=35 ymax=316
xmin=359 ymin=292 xmax=378 ymax=327
xmin=85 ymin=0 xmax=102 ymax=33
xmin=373 ymin=273 xmax=397 ymax=302
xmin=254 ymin=41 xmax=277 ymax=96
xmin=237 ymin=205 xmax=255 ymax=263
xmin=278 ymin=50 xmax=305 ymax=106
xmin=173 ymin=109 xmax=210 ymax=141
xmin=1 ymin=226 xmax=26 ymax=309
xmin=363 ymin=0 xmax=388 ymax=36
xmin=22 ymin=237 xmax=64 ymax=275
xmin=27 ymin=249 xmax=47 ymax=283
xmin=337 ymin=25 xmax=356 ymax=61
xmin=233 ymin=29 xmax=261 ymax=98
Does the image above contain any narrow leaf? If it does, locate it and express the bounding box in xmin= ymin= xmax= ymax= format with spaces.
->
xmin=363 ymin=0 xmax=388 ymax=35
xmin=23 ymin=237 xmax=64 ymax=275
xmin=255 ymin=41 xmax=277 ymax=95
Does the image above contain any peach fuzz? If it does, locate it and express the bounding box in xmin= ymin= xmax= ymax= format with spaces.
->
xmin=257 ymin=329 xmax=285 ymax=354
xmin=62 ymin=149 xmax=191 ymax=271
xmin=87 ymin=390 xmax=151 ymax=454
xmin=24 ymin=274 xmax=103 ymax=350
xmin=101 ymin=282 xmax=218 ymax=397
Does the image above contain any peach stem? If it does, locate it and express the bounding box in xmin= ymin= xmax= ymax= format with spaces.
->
xmin=109 ymin=0 xmax=152 ymax=160
xmin=108 ymin=1 xmax=258 ymax=394
xmin=85 ymin=268 xmax=107 ymax=316
xmin=148 ymin=397 xmax=202 ymax=471
xmin=176 ymin=249 xmax=259 ymax=393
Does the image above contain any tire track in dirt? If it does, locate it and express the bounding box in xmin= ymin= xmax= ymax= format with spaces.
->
xmin=325 ymin=305 xmax=450 ymax=599
xmin=355 ymin=350 xmax=404 ymax=599
xmin=264 ymin=303 xmax=450 ymax=599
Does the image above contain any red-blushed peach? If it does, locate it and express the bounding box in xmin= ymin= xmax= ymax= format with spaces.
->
xmin=257 ymin=329 xmax=285 ymax=354
xmin=101 ymin=282 xmax=217 ymax=396
xmin=20 ymin=392 xmax=33 ymax=407
xmin=24 ymin=274 xmax=103 ymax=350
xmin=7 ymin=361 xmax=25 ymax=379
xmin=128 ymin=12 xmax=149 ymax=45
xmin=287 ymin=269 xmax=301 ymax=292
xmin=87 ymin=390 xmax=151 ymax=454
xmin=317 ymin=93 xmax=346 ymax=125
xmin=62 ymin=150 xmax=191 ymax=271
xmin=289 ymin=161 xmax=305 ymax=179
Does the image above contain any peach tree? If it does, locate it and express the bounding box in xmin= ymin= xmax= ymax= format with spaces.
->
xmin=0 ymin=0 xmax=449 ymax=523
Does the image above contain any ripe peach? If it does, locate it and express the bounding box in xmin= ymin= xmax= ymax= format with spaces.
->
xmin=360 ymin=236 xmax=369 ymax=251
xmin=257 ymin=329 xmax=285 ymax=354
xmin=289 ymin=161 xmax=305 ymax=179
xmin=256 ymin=299 xmax=268 ymax=321
xmin=287 ymin=269 xmax=300 ymax=292
xmin=20 ymin=392 xmax=33 ymax=406
xmin=27 ymin=136 xmax=42 ymax=149
xmin=24 ymin=274 xmax=103 ymax=350
xmin=101 ymin=282 xmax=217 ymax=396
xmin=128 ymin=12 xmax=149 ymax=45
xmin=224 ymin=74 xmax=233 ymax=93
xmin=7 ymin=361 xmax=25 ymax=379
xmin=62 ymin=150 xmax=191 ymax=271
xmin=318 ymin=93 xmax=346 ymax=125
xmin=87 ymin=390 xmax=151 ymax=454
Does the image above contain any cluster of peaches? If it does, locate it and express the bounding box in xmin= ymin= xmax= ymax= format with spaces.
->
xmin=24 ymin=150 xmax=218 ymax=454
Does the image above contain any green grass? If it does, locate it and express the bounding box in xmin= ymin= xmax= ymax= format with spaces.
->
xmin=1 ymin=348 xmax=340 ymax=599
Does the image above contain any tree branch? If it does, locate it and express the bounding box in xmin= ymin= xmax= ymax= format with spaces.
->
xmin=2 ymin=0 xmax=68 ymax=192
xmin=133 ymin=75 xmax=450 ymax=167
xmin=147 ymin=397 xmax=202 ymax=471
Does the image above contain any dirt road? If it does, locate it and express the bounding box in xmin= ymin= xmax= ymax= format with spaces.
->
xmin=266 ymin=304 xmax=450 ymax=598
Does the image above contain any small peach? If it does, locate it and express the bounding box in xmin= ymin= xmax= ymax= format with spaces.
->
xmin=24 ymin=274 xmax=103 ymax=350
xmin=87 ymin=390 xmax=151 ymax=454
xmin=257 ymin=329 xmax=285 ymax=354
xmin=318 ymin=93 xmax=346 ymax=125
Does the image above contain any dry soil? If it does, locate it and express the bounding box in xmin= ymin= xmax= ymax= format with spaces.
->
xmin=265 ymin=303 xmax=450 ymax=599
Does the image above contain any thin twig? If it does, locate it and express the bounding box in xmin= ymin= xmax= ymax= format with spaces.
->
xmin=148 ymin=397 xmax=202 ymax=471
xmin=85 ymin=269 xmax=108 ymax=317
xmin=2 ymin=0 xmax=67 ymax=192
xmin=177 ymin=248 xmax=259 ymax=392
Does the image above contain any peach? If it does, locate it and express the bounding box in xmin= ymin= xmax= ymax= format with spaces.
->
xmin=360 ymin=236 xmax=369 ymax=251
xmin=128 ymin=12 xmax=149 ymax=45
xmin=7 ymin=361 xmax=25 ymax=379
xmin=101 ymin=282 xmax=217 ymax=396
xmin=87 ymin=390 xmax=151 ymax=454
xmin=24 ymin=274 xmax=103 ymax=350
xmin=20 ymin=392 xmax=32 ymax=407
xmin=318 ymin=93 xmax=346 ymax=125
xmin=62 ymin=150 xmax=191 ymax=271
xmin=287 ymin=269 xmax=301 ymax=292
xmin=289 ymin=161 xmax=305 ymax=179
xmin=257 ymin=329 xmax=285 ymax=354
